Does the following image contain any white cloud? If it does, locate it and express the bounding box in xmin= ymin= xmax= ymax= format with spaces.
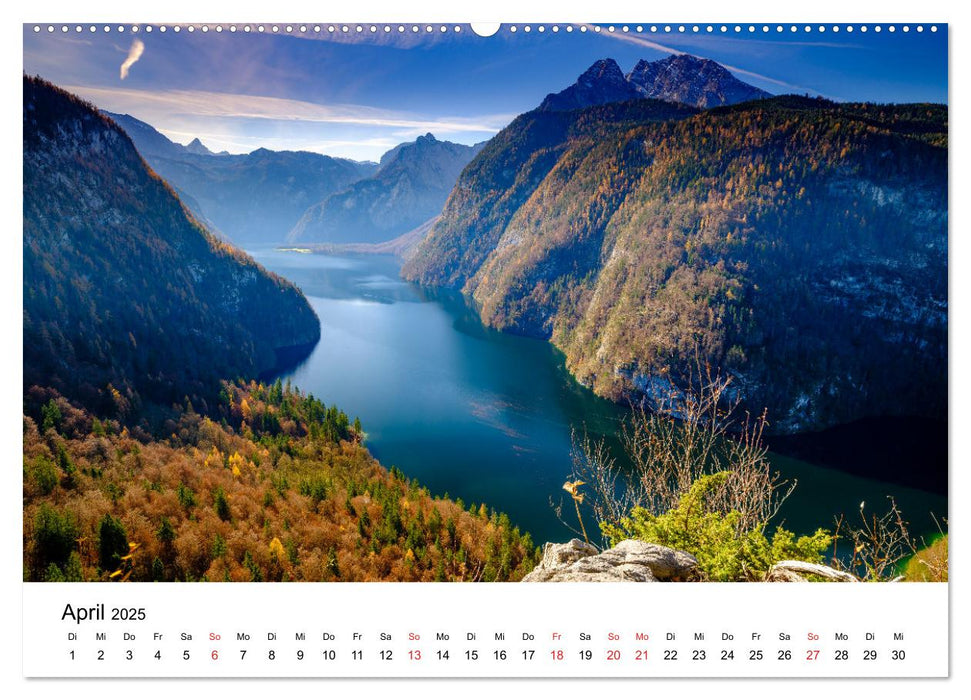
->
xmin=119 ymin=38 xmax=144 ymax=80
xmin=66 ymin=84 xmax=512 ymax=134
xmin=64 ymin=84 xmax=512 ymax=159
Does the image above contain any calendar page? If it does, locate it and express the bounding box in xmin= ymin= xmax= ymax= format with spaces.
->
xmin=18 ymin=2 xmax=953 ymax=688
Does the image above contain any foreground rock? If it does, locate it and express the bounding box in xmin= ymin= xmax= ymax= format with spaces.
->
xmin=522 ymin=539 xmax=698 ymax=582
xmin=765 ymin=561 xmax=859 ymax=583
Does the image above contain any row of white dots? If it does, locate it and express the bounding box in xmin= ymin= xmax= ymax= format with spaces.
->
xmin=32 ymin=24 xmax=939 ymax=34
xmin=32 ymin=25 xmax=463 ymax=34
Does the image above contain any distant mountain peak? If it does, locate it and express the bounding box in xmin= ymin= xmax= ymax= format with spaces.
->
xmin=539 ymin=54 xmax=771 ymax=111
xmin=185 ymin=137 xmax=214 ymax=156
xmin=578 ymin=58 xmax=625 ymax=84
xmin=378 ymin=132 xmax=460 ymax=168
xmin=288 ymin=134 xmax=485 ymax=245
xmin=104 ymin=111 xmax=227 ymax=160
xmin=105 ymin=111 xmax=376 ymax=246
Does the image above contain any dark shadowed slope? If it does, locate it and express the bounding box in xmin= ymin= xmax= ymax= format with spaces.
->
xmin=24 ymin=76 xmax=321 ymax=412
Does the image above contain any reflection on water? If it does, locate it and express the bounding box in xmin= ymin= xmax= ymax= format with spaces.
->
xmin=251 ymin=249 xmax=947 ymax=545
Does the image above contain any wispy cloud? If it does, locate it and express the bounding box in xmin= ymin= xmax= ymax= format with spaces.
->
xmin=581 ymin=27 xmax=684 ymax=58
xmin=119 ymin=38 xmax=144 ymax=80
xmin=585 ymin=26 xmax=826 ymax=95
xmin=67 ymin=84 xmax=512 ymax=133
xmin=65 ymin=83 xmax=511 ymax=158
xmin=718 ymin=39 xmax=865 ymax=49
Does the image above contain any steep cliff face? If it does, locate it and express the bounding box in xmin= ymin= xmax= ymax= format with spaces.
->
xmin=404 ymin=96 xmax=947 ymax=433
xmin=23 ymin=76 xmax=321 ymax=411
xmin=287 ymin=134 xmax=484 ymax=245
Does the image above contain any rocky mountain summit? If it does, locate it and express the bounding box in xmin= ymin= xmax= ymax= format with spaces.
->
xmin=184 ymin=136 xmax=220 ymax=156
xmin=539 ymin=54 xmax=771 ymax=111
xmin=627 ymin=54 xmax=771 ymax=108
xmin=538 ymin=58 xmax=643 ymax=111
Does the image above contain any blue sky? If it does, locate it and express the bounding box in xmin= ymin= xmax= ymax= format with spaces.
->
xmin=23 ymin=23 xmax=948 ymax=161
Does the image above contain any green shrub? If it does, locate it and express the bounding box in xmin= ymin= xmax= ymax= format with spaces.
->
xmin=29 ymin=456 xmax=59 ymax=495
xmin=44 ymin=563 xmax=66 ymax=582
xmin=602 ymin=472 xmax=831 ymax=581
xmin=33 ymin=504 xmax=78 ymax=570
xmin=156 ymin=517 xmax=176 ymax=544
xmin=63 ymin=552 xmax=84 ymax=581
xmin=903 ymin=535 xmax=948 ymax=582
xmin=298 ymin=476 xmax=328 ymax=510
xmin=41 ymin=399 xmax=61 ymax=433
xmin=56 ymin=444 xmax=77 ymax=490
xmin=98 ymin=514 xmax=128 ymax=572
xmin=211 ymin=533 xmax=227 ymax=559
xmin=213 ymin=487 xmax=231 ymax=521
xmin=177 ymin=482 xmax=197 ymax=510
xmin=243 ymin=551 xmax=263 ymax=582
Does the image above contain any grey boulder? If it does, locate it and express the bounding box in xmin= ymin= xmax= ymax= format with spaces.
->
xmin=522 ymin=538 xmax=698 ymax=582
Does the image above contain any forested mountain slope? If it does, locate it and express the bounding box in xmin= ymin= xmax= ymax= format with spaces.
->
xmin=405 ymin=96 xmax=947 ymax=432
xmin=24 ymin=76 xmax=321 ymax=414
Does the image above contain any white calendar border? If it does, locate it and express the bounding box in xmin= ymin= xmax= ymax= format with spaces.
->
xmin=4 ymin=0 xmax=964 ymax=696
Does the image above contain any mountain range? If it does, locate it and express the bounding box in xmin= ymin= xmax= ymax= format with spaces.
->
xmin=106 ymin=112 xmax=377 ymax=247
xmin=25 ymin=77 xmax=320 ymax=412
xmin=108 ymin=113 xmax=485 ymax=249
xmin=287 ymin=133 xmax=484 ymax=245
xmin=103 ymin=112 xmax=226 ymax=159
xmin=539 ymin=54 xmax=771 ymax=111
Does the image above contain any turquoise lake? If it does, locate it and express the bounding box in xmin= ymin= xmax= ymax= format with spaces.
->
xmin=252 ymin=249 xmax=947 ymax=546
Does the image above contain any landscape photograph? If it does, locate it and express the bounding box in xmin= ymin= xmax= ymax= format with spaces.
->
xmin=22 ymin=23 xmax=947 ymax=583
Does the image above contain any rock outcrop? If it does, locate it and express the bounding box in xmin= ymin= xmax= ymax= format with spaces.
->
xmin=522 ymin=539 xmax=698 ymax=582
xmin=765 ymin=560 xmax=859 ymax=583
